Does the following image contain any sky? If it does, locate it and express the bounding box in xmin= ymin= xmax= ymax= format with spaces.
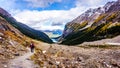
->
xmin=0 ymin=0 xmax=117 ymax=31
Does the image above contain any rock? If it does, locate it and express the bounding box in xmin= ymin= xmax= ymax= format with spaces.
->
xmin=4 ymin=65 xmax=7 ymax=68
xmin=14 ymin=53 xmax=20 ymax=56
xmin=56 ymin=61 xmax=60 ymax=65
xmin=42 ymin=51 xmax=46 ymax=54
xmin=48 ymin=61 xmax=54 ymax=65
xmin=76 ymin=57 xmax=83 ymax=62
xmin=0 ymin=32 xmax=4 ymax=36
xmin=26 ymin=58 xmax=30 ymax=60
xmin=11 ymin=56 xmax=15 ymax=59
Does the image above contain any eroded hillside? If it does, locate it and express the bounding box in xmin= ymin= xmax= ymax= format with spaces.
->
xmin=0 ymin=16 xmax=30 ymax=68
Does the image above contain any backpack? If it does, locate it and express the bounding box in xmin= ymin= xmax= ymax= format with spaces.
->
xmin=30 ymin=43 xmax=34 ymax=48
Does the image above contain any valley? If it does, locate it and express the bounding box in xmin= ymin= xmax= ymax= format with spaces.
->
xmin=30 ymin=41 xmax=120 ymax=68
xmin=0 ymin=0 xmax=120 ymax=68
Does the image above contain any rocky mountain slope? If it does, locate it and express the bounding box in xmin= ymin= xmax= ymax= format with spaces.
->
xmin=60 ymin=0 xmax=120 ymax=45
xmin=0 ymin=15 xmax=29 ymax=68
xmin=0 ymin=7 xmax=53 ymax=67
xmin=0 ymin=7 xmax=53 ymax=43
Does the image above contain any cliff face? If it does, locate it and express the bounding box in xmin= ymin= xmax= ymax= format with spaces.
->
xmin=60 ymin=0 xmax=120 ymax=45
xmin=0 ymin=7 xmax=53 ymax=43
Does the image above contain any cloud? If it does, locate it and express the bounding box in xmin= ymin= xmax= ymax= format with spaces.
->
xmin=51 ymin=22 xmax=63 ymax=26
xmin=0 ymin=0 xmax=117 ymax=31
xmin=0 ymin=0 xmax=16 ymax=11
xmin=23 ymin=0 xmax=62 ymax=8
xmin=14 ymin=0 xmax=117 ymax=31
xmin=76 ymin=0 xmax=104 ymax=9
xmin=13 ymin=5 xmax=86 ymax=31
xmin=76 ymin=0 xmax=117 ymax=8
xmin=40 ymin=25 xmax=64 ymax=31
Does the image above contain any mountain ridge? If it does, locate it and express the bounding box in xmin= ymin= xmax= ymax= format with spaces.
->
xmin=60 ymin=0 xmax=120 ymax=45
xmin=0 ymin=15 xmax=29 ymax=67
xmin=0 ymin=7 xmax=53 ymax=43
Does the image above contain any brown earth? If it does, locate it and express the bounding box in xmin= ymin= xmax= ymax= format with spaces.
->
xmin=30 ymin=41 xmax=120 ymax=68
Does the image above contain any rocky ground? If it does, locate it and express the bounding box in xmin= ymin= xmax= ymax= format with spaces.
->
xmin=31 ymin=42 xmax=120 ymax=68
xmin=0 ymin=32 xmax=120 ymax=68
xmin=0 ymin=39 xmax=28 ymax=68
xmin=9 ymin=52 xmax=39 ymax=68
xmin=0 ymin=30 xmax=29 ymax=68
xmin=81 ymin=35 xmax=120 ymax=46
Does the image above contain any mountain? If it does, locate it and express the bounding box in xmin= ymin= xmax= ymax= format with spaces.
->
xmin=43 ymin=29 xmax=62 ymax=36
xmin=0 ymin=8 xmax=53 ymax=67
xmin=52 ymin=29 xmax=62 ymax=35
xmin=0 ymin=15 xmax=29 ymax=67
xmin=60 ymin=0 xmax=120 ymax=45
xmin=0 ymin=7 xmax=53 ymax=43
xmin=43 ymin=29 xmax=62 ymax=40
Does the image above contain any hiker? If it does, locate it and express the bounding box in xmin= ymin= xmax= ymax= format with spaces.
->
xmin=30 ymin=42 xmax=35 ymax=53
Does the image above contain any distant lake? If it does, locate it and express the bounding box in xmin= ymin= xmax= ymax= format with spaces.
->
xmin=51 ymin=39 xmax=58 ymax=42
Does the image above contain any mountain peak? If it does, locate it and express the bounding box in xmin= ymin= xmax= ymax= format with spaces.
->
xmin=60 ymin=0 xmax=120 ymax=45
xmin=103 ymin=1 xmax=115 ymax=12
xmin=106 ymin=0 xmax=120 ymax=12
xmin=0 ymin=7 xmax=11 ymax=17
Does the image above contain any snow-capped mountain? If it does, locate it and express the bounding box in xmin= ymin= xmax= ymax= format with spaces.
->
xmin=60 ymin=0 xmax=120 ymax=45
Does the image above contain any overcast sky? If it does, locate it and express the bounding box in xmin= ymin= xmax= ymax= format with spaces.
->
xmin=0 ymin=0 xmax=117 ymax=31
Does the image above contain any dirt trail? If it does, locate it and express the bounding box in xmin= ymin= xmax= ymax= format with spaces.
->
xmin=9 ymin=52 xmax=39 ymax=68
